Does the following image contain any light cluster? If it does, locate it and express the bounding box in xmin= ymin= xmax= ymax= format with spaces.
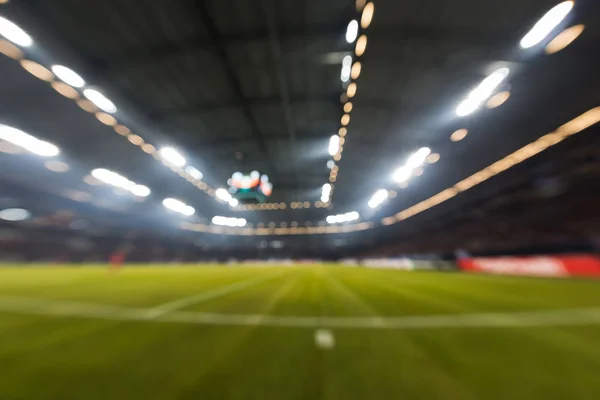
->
xmin=325 ymin=1 xmax=375 ymax=204
xmin=91 ymin=168 xmax=150 ymax=197
xmin=211 ymin=216 xmax=247 ymax=227
xmin=376 ymin=1 xmax=583 ymax=220
xmin=0 ymin=124 xmax=60 ymax=157
xmin=326 ymin=211 xmax=360 ymax=224
xmin=162 ymin=198 xmax=195 ymax=216
xmin=368 ymin=189 xmax=389 ymax=209
xmin=381 ymin=108 xmax=600 ymax=226
xmin=321 ymin=183 xmax=332 ymax=203
xmin=0 ymin=14 xmax=215 ymax=207
xmin=391 ymin=147 xmax=431 ymax=187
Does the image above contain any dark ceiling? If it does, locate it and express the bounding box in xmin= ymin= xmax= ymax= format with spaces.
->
xmin=1 ymin=0 xmax=599 ymax=250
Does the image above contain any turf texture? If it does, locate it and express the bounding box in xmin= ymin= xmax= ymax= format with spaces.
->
xmin=1 ymin=265 xmax=600 ymax=399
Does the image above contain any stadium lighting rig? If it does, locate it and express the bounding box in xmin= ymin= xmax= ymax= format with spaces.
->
xmin=326 ymin=211 xmax=360 ymax=224
xmin=0 ymin=14 xmax=217 ymax=203
xmin=520 ymin=1 xmax=574 ymax=49
xmin=0 ymin=124 xmax=60 ymax=157
xmin=91 ymin=168 xmax=151 ymax=197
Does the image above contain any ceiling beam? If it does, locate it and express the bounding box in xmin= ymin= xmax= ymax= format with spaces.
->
xmin=89 ymin=24 xmax=505 ymax=76
xmin=188 ymin=0 xmax=278 ymax=176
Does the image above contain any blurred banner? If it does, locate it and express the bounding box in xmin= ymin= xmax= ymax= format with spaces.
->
xmin=458 ymin=255 xmax=600 ymax=278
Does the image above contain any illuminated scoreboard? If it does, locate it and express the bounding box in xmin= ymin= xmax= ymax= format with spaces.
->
xmin=227 ymin=171 xmax=272 ymax=203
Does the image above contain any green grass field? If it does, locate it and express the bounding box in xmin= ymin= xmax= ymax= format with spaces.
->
xmin=2 ymin=265 xmax=600 ymax=399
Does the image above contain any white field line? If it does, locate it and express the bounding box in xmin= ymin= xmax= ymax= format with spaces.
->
xmin=146 ymin=272 xmax=285 ymax=318
xmin=2 ymin=295 xmax=600 ymax=329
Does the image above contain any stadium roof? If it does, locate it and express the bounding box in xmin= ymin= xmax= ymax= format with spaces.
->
xmin=1 ymin=0 xmax=599 ymax=250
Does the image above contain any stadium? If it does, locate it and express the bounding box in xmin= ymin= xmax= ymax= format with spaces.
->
xmin=1 ymin=0 xmax=600 ymax=399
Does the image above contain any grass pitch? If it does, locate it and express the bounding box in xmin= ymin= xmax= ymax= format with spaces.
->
xmin=1 ymin=265 xmax=600 ymax=399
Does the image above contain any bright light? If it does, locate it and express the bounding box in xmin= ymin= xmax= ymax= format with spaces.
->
xmin=450 ymin=128 xmax=468 ymax=142
xmin=341 ymin=65 xmax=351 ymax=82
xmin=327 ymin=211 xmax=360 ymax=224
xmin=347 ymin=82 xmax=357 ymax=98
xmin=0 ymin=124 xmax=60 ymax=157
xmin=51 ymin=65 xmax=85 ymax=88
xmin=545 ymin=24 xmax=584 ymax=54
xmin=346 ymin=20 xmax=359 ymax=43
xmin=486 ymin=91 xmax=511 ymax=109
xmin=0 ymin=16 xmax=33 ymax=47
xmin=327 ymin=160 xmax=335 ymax=169
xmin=456 ymin=68 xmax=510 ymax=117
xmin=183 ymin=206 xmax=195 ymax=216
xmin=345 ymin=211 xmax=360 ymax=221
xmin=355 ymin=35 xmax=367 ymax=57
xmin=216 ymin=188 xmax=232 ymax=202
xmin=91 ymin=168 xmax=133 ymax=190
xmin=329 ymin=135 xmax=340 ymax=156
xmin=212 ymin=216 xmax=246 ymax=227
xmin=342 ymin=55 xmax=352 ymax=67
xmin=162 ymin=198 xmax=194 ymax=216
xmin=393 ymin=166 xmax=412 ymax=183
xmin=185 ymin=166 xmax=203 ymax=180
xmin=351 ymin=62 xmax=361 ymax=79
xmin=83 ymin=89 xmax=117 ymax=113
xmin=229 ymin=198 xmax=239 ymax=207
xmin=0 ymin=208 xmax=31 ymax=221
xmin=322 ymin=183 xmax=332 ymax=194
xmin=159 ymin=147 xmax=186 ymax=167
xmin=406 ymin=147 xmax=431 ymax=168
xmin=368 ymin=189 xmax=389 ymax=209
xmin=341 ymin=55 xmax=353 ymax=82
xmin=361 ymin=2 xmax=375 ymax=29
xmin=131 ymin=184 xmax=150 ymax=197
xmin=427 ymin=153 xmax=441 ymax=164
xmin=520 ymin=1 xmax=574 ymax=49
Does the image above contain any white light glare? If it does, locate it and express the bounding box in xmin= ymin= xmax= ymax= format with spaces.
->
xmin=341 ymin=55 xmax=353 ymax=82
xmin=327 ymin=160 xmax=335 ymax=169
xmin=406 ymin=147 xmax=431 ymax=168
xmin=393 ymin=166 xmax=412 ymax=183
xmin=456 ymin=68 xmax=510 ymax=117
xmin=326 ymin=211 xmax=360 ymax=224
xmin=346 ymin=20 xmax=359 ymax=43
xmin=131 ymin=184 xmax=151 ymax=197
xmin=159 ymin=147 xmax=186 ymax=167
xmin=91 ymin=168 xmax=151 ymax=197
xmin=216 ymin=188 xmax=232 ymax=202
xmin=91 ymin=168 xmax=134 ymax=190
xmin=229 ymin=198 xmax=239 ymax=207
xmin=520 ymin=1 xmax=574 ymax=49
xmin=329 ymin=135 xmax=340 ymax=156
xmin=51 ymin=65 xmax=85 ymax=88
xmin=0 ymin=124 xmax=59 ymax=157
xmin=368 ymin=189 xmax=389 ymax=209
xmin=341 ymin=66 xmax=351 ymax=82
xmin=0 ymin=208 xmax=31 ymax=222
xmin=212 ymin=216 xmax=246 ymax=227
xmin=162 ymin=198 xmax=195 ymax=216
xmin=0 ymin=16 xmax=33 ymax=47
xmin=321 ymin=183 xmax=332 ymax=202
xmin=185 ymin=166 xmax=203 ymax=180
xmin=83 ymin=89 xmax=117 ymax=113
